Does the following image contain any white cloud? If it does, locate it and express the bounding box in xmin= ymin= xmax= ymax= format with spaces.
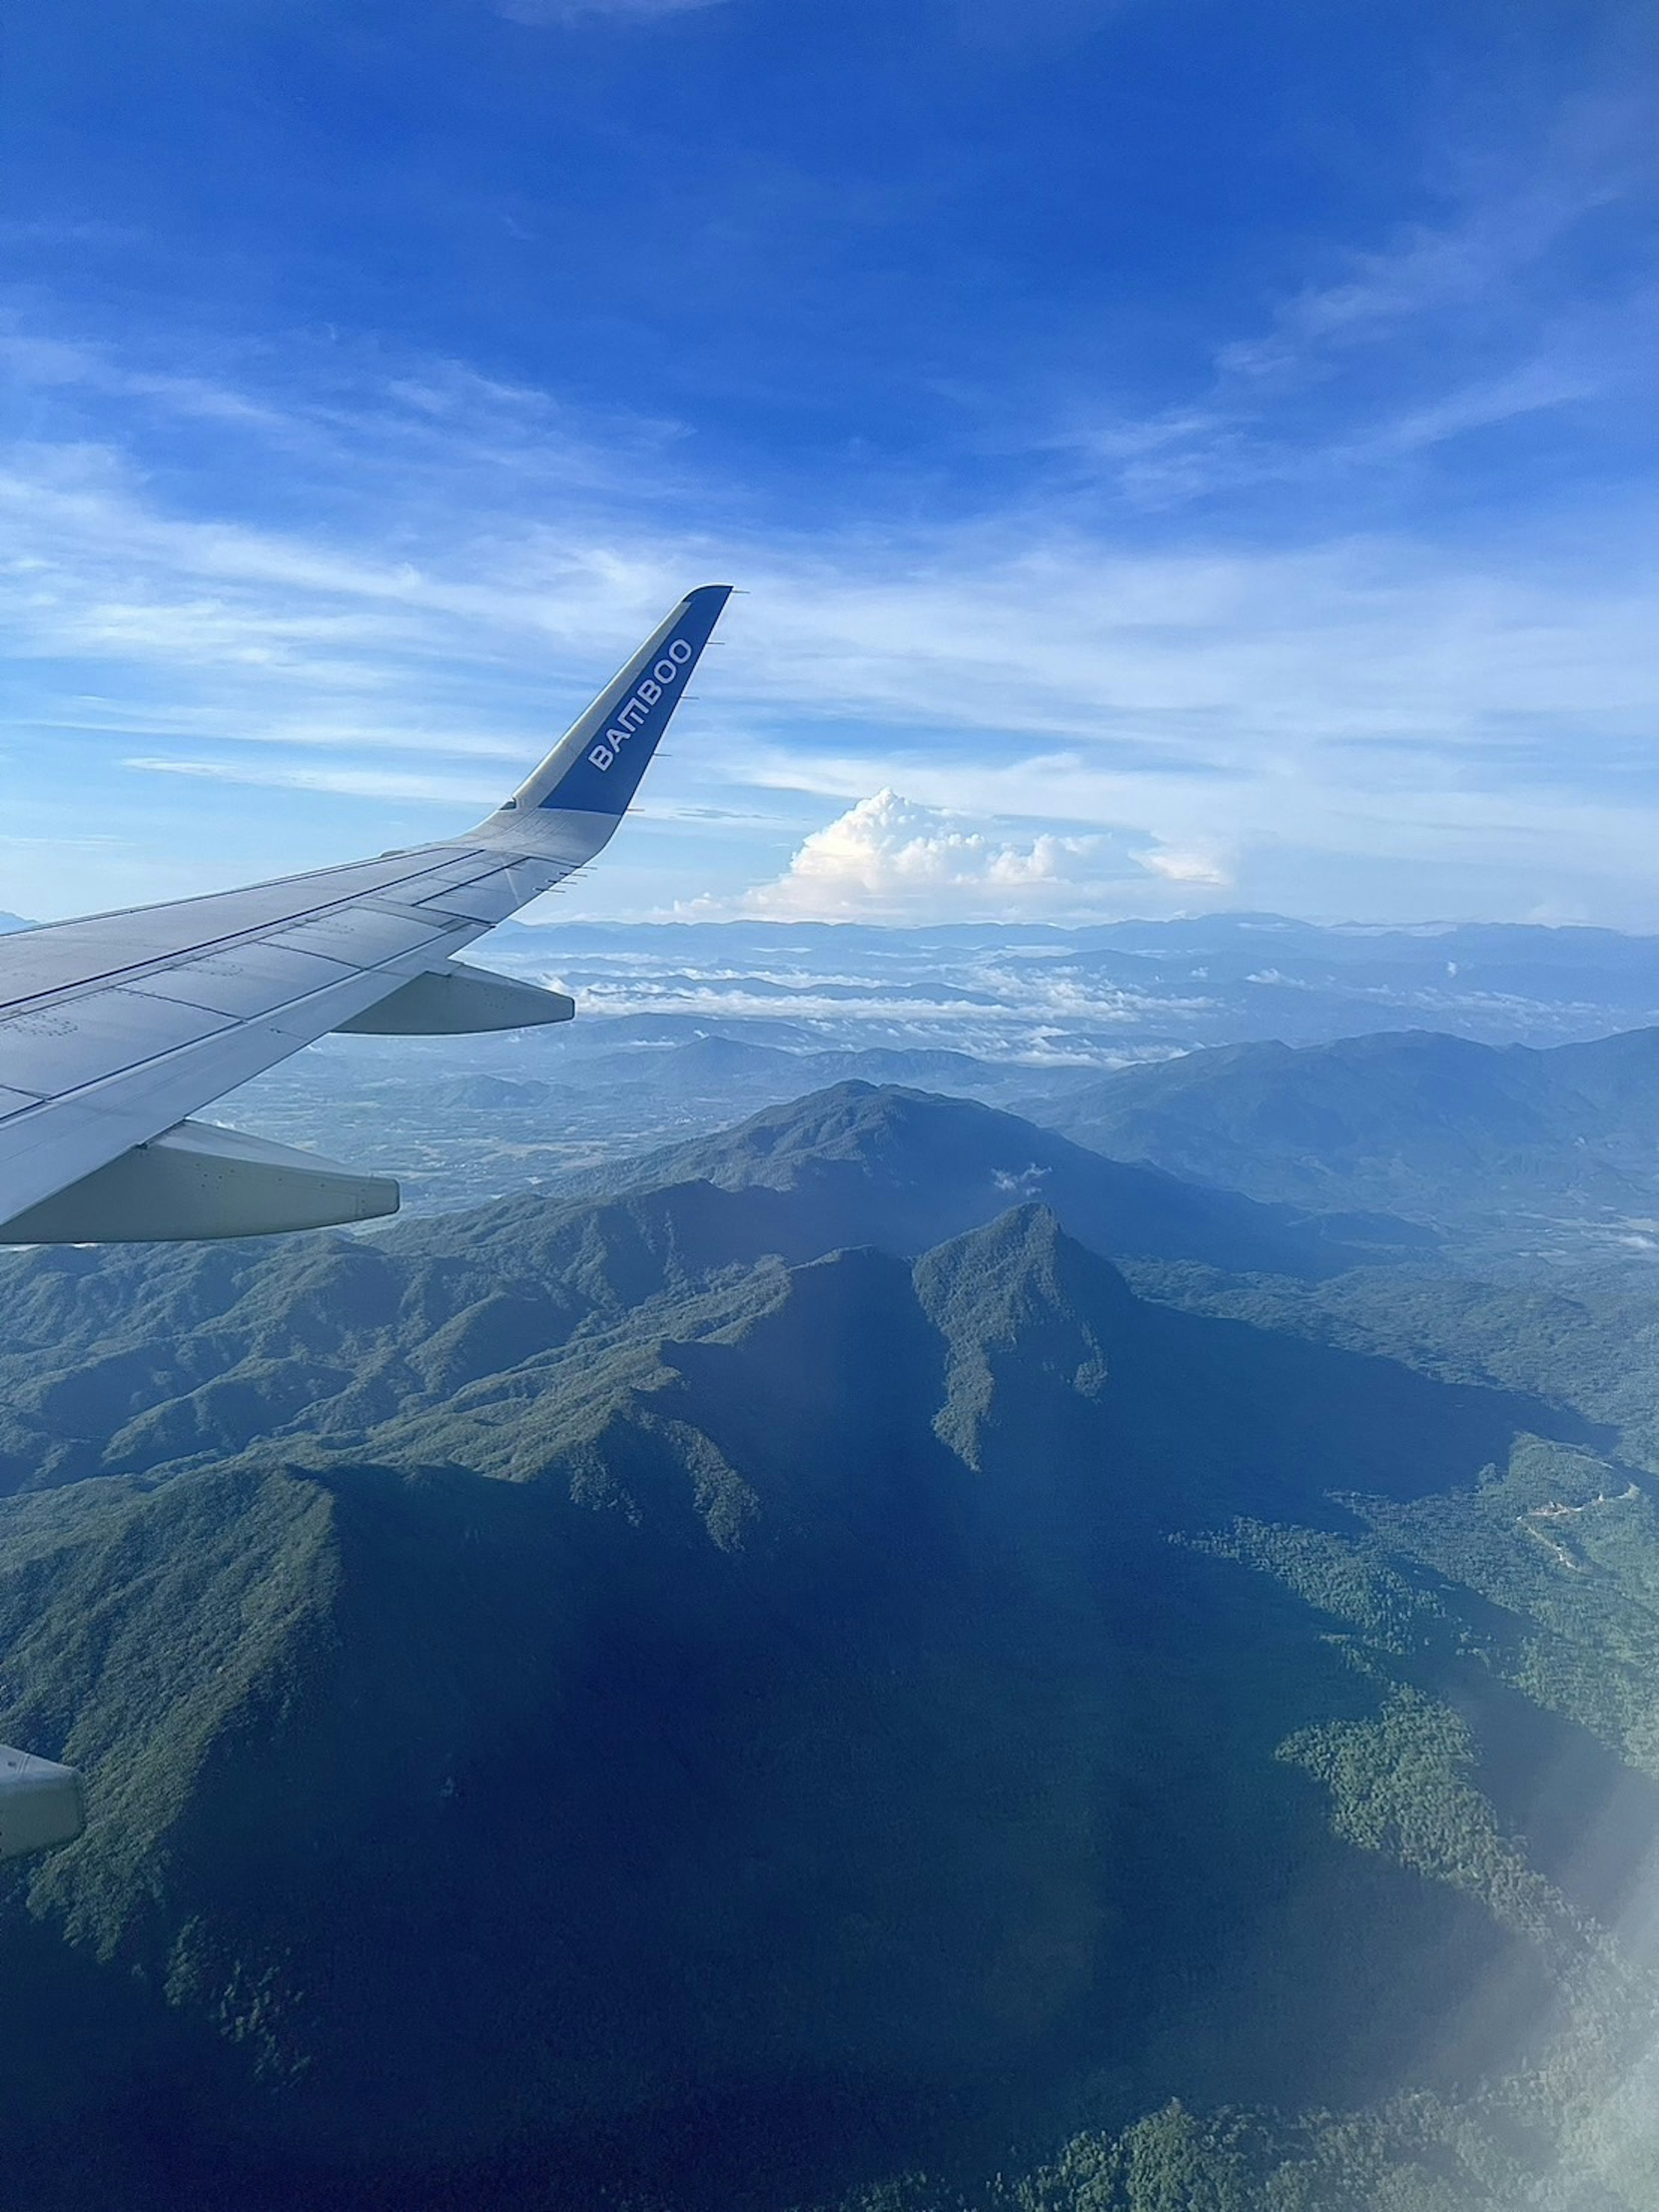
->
xmin=714 ymin=792 xmax=1239 ymax=922
xmin=1133 ymin=843 xmax=1231 ymax=888
xmin=710 ymin=789 xmax=1114 ymax=920
xmin=121 ymin=756 xmax=499 ymax=806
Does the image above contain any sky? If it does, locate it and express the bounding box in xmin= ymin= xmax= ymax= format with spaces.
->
xmin=3 ymin=0 xmax=1659 ymax=928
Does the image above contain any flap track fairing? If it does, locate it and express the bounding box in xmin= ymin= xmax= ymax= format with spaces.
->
xmin=0 ymin=1120 xmax=399 ymax=1244
xmin=334 ymin=960 xmax=576 ymax=1036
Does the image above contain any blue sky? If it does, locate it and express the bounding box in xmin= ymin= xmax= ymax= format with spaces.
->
xmin=4 ymin=0 xmax=1659 ymax=925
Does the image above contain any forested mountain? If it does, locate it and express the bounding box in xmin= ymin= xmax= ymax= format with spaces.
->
xmin=0 ymin=1085 xmax=1425 ymax=1501
xmin=3 ymin=1088 xmax=1659 ymax=2209
xmin=1029 ymin=1026 xmax=1659 ymax=1235
xmin=544 ymin=1080 xmax=1433 ymax=1268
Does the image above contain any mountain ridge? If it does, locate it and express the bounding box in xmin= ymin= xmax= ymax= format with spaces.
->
xmin=0 ymin=1085 xmax=1436 ymax=1501
xmin=0 ymin=1086 xmax=1656 ymax=2209
xmin=1027 ymin=1025 xmax=1659 ymax=1229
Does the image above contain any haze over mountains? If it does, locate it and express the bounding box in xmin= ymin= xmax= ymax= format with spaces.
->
xmin=1027 ymin=1026 xmax=1659 ymax=1272
xmin=6 ymin=1076 xmax=1659 ymax=2209
xmin=206 ymin=915 xmax=1659 ymax=1226
xmin=486 ymin=918 xmax=1659 ymax=1057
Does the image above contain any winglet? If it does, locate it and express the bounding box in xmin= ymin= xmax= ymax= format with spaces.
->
xmin=499 ymin=584 xmax=732 ymax=822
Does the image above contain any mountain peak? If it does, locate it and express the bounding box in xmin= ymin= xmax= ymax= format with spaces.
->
xmin=565 ymin=1081 xmax=1397 ymax=1280
xmin=917 ymin=1204 xmax=1132 ymax=1473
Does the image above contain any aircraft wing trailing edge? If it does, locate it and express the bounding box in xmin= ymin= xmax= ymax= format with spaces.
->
xmin=0 ymin=584 xmax=733 ymax=1247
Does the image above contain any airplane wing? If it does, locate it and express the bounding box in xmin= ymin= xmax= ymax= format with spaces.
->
xmin=0 ymin=583 xmax=732 ymax=1244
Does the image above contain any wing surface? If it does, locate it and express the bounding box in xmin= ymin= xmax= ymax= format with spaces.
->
xmin=0 ymin=584 xmax=731 ymax=1239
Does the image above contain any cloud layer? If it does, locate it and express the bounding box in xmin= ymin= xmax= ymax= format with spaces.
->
xmin=7 ymin=0 xmax=1659 ymax=923
xmin=4 ymin=349 xmax=1659 ymax=930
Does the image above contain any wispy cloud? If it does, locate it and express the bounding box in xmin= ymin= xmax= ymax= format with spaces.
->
xmin=1049 ymin=89 xmax=1659 ymax=512
xmin=122 ymin=756 xmax=501 ymax=806
xmin=5 ymin=289 xmax=1659 ymax=927
xmin=1133 ymin=842 xmax=1231 ymax=889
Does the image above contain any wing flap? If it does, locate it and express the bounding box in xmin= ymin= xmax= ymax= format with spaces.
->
xmin=0 ymin=1746 xmax=86 ymax=1862
xmin=0 ymin=992 xmax=407 ymax=1226
xmin=266 ymin=904 xmax=469 ymax=968
xmin=0 ymin=987 xmax=237 ymax=1095
xmin=124 ymin=944 xmax=362 ymax=1020
xmin=336 ymin=961 xmax=575 ymax=1035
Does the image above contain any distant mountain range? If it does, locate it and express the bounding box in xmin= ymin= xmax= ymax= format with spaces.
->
xmin=0 ymin=1085 xmax=1425 ymax=1497
xmin=485 ymin=912 xmax=1659 ymax=1059
xmin=428 ymin=1039 xmax=1064 ymax=1119
xmin=3 ymin=1084 xmax=1658 ymax=2209
xmin=1027 ymin=1025 xmax=1659 ymax=1241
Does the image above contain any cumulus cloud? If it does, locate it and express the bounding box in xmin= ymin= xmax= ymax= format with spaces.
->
xmin=711 ymin=794 xmax=1246 ymax=922
xmin=718 ymin=789 xmax=1110 ymax=920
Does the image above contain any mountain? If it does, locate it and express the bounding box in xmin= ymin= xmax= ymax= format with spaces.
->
xmin=1028 ymin=1025 xmax=1659 ymax=1232
xmin=271 ymin=1041 xmax=1106 ymax=1220
xmin=209 ymin=926 xmax=1659 ymax=1225
xmin=430 ymin=1072 xmax=554 ymax=1109
xmin=0 ymin=1090 xmax=1656 ymax=2209
xmin=542 ymin=1080 xmax=1434 ymax=1273
xmin=0 ymin=1086 xmax=1428 ymax=1499
xmin=573 ymin=1035 xmax=1067 ymax=1095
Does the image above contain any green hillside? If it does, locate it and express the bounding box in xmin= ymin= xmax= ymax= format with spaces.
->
xmin=1027 ymin=1028 xmax=1659 ymax=1243
xmin=0 ymin=1089 xmax=1656 ymax=2209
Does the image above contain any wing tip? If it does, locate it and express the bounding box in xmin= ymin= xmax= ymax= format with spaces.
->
xmin=501 ymin=585 xmax=736 ymax=822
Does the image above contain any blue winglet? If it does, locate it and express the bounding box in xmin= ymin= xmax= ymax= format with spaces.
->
xmin=507 ymin=585 xmax=733 ymax=821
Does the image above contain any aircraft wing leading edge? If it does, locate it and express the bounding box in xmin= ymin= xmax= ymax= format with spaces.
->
xmin=0 ymin=583 xmax=732 ymax=1244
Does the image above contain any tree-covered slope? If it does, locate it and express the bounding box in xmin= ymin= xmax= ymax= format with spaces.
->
xmin=540 ymin=1080 xmax=1432 ymax=1268
xmin=1 ymin=1098 xmax=1657 ymax=2209
xmin=0 ymin=1086 xmax=1426 ymax=1500
xmin=1028 ymin=1026 xmax=1659 ymax=1228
